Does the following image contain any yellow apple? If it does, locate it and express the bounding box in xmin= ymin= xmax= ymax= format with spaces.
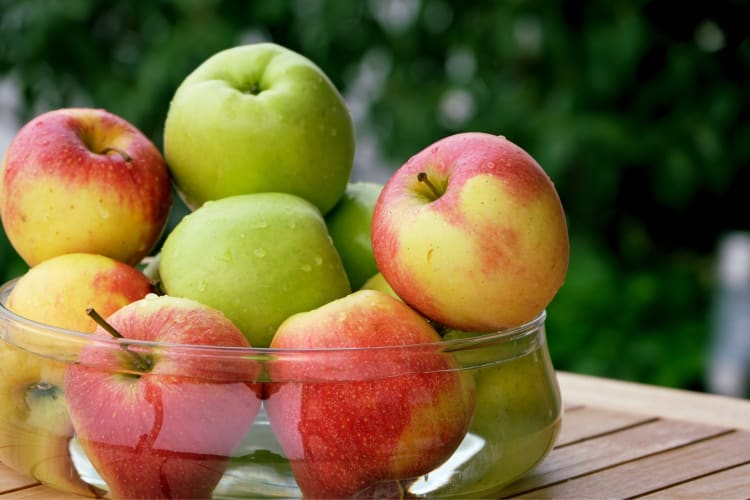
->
xmin=0 ymin=253 xmax=153 ymax=495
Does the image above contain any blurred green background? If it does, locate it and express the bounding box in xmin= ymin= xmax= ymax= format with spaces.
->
xmin=1 ymin=0 xmax=748 ymax=392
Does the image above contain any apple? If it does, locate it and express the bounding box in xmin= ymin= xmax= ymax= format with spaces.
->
xmin=418 ymin=326 xmax=561 ymax=496
xmin=0 ymin=253 xmax=153 ymax=496
xmin=6 ymin=253 xmax=154 ymax=338
xmin=325 ymin=182 xmax=383 ymax=290
xmin=63 ymin=294 xmax=262 ymax=499
xmin=0 ymin=108 xmax=172 ymax=267
xmin=361 ymin=271 xmax=400 ymax=298
xmin=158 ymin=192 xmax=351 ymax=348
xmin=163 ymin=42 xmax=355 ymax=215
xmin=371 ymin=132 xmax=569 ymax=331
xmin=264 ymin=290 xmax=476 ymax=498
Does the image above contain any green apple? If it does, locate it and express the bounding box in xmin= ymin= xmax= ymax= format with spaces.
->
xmin=325 ymin=182 xmax=383 ymax=290
xmin=158 ymin=192 xmax=351 ymax=347
xmin=423 ymin=326 xmax=562 ymax=496
xmin=361 ymin=272 xmax=400 ymax=299
xmin=0 ymin=253 xmax=153 ymax=496
xmin=163 ymin=43 xmax=355 ymax=215
xmin=372 ymin=132 xmax=569 ymax=331
xmin=0 ymin=108 xmax=172 ymax=267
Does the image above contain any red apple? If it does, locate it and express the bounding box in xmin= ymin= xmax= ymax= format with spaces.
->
xmin=371 ymin=132 xmax=569 ymax=331
xmin=0 ymin=108 xmax=172 ymax=266
xmin=63 ymin=295 xmax=262 ymax=499
xmin=264 ymin=290 xmax=475 ymax=498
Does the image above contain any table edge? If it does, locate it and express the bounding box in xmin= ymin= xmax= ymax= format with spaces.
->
xmin=557 ymin=371 xmax=750 ymax=430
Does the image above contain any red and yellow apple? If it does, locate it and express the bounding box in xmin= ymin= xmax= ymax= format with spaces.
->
xmin=64 ymin=295 xmax=262 ymax=499
xmin=264 ymin=290 xmax=475 ymax=498
xmin=0 ymin=107 xmax=172 ymax=266
xmin=6 ymin=253 xmax=154 ymax=336
xmin=0 ymin=253 xmax=153 ymax=496
xmin=371 ymin=132 xmax=569 ymax=331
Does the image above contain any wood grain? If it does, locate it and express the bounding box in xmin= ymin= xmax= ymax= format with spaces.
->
xmin=557 ymin=371 xmax=750 ymax=430
xmin=512 ymin=430 xmax=750 ymax=498
xmin=500 ymin=418 xmax=728 ymax=496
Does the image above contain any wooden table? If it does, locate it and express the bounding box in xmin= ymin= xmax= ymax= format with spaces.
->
xmin=1 ymin=371 xmax=749 ymax=498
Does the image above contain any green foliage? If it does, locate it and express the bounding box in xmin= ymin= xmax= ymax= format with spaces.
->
xmin=1 ymin=0 xmax=748 ymax=390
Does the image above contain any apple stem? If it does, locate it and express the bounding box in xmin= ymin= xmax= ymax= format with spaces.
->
xmin=99 ymin=147 xmax=132 ymax=162
xmin=417 ymin=172 xmax=441 ymax=199
xmin=86 ymin=308 xmax=153 ymax=373
xmin=86 ymin=307 xmax=123 ymax=338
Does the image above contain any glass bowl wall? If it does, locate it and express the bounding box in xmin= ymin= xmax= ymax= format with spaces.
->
xmin=0 ymin=279 xmax=561 ymax=499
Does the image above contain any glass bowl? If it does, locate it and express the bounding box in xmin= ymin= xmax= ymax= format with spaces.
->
xmin=0 ymin=278 xmax=561 ymax=499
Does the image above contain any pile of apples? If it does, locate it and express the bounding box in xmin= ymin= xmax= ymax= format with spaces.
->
xmin=0 ymin=43 xmax=569 ymax=499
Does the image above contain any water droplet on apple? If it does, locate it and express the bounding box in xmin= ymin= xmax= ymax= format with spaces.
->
xmin=198 ymin=280 xmax=207 ymax=292
xmin=98 ymin=206 xmax=110 ymax=219
xmin=313 ymin=255 xmax=323 ymax=266
xmin=251 ymin=220 xmax=268 ymax=229
xmin=253 ymin=248 xmax=267 ymax=258
xmin=300 ymin=264 xmax=312 ymax=272
xmin=287 ymin=221 xmax=297 ymax=229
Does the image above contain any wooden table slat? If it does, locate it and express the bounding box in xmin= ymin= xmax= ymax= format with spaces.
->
xmin=499 ymin=419 xmax=729 ymax=496
xmin=558 ymin=372 xmax=750 ymax=430
xmin=512 ymin=430 xmax=750 ymax=498
xmin=555 ymin=406 xmax=656 ymax=447
xmin=639 ymin=461 xmax=750 ymax=498
xmin=0 ymin=484 xmax=80 ymax=499
xmin=0 ymin=464 xmax=36 ymax=494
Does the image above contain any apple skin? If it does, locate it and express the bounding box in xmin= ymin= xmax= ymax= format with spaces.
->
xmin=63 ymin=295 xmax=262 ymax=500
xmin=360 ymin=271 xmax=400 ymax=298
xmin=371 ymin=132 xmax=569 ymax=331
xmin=434 ymin=326 xmax=561 ymax=495
xmin=6 ymin=253 xmax=154 ymax=336
xmin=0 ymin=108 xmax=172 ymax=266
xmin=325 ymin=182 xmax=383 ymax=290
xmin=0 ymin=345 xmax=102 ymax=497
xmin=264 ymin=290 xmax=476 ymax=498
xmin=0 ymin=253 xmax=153 ymax=496
xmin=159 ymin=192 xmax=351 ymax=347
xmin=163 ymin=43 xmax=355 ymax=215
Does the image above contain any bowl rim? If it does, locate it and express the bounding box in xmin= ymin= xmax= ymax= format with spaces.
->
xmin=0 ymin=277 xmax=547 ymax=355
